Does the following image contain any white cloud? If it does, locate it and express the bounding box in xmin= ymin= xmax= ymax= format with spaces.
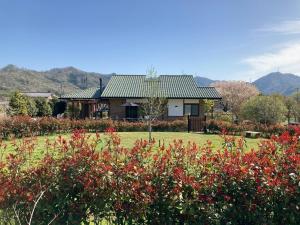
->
xmin=242 ymin=41 xmax=300 ymax=79
xmin=236 ymin=20 xmax=300 ymax=80
xmin=258 ymin=19 xmax=300 ymax=34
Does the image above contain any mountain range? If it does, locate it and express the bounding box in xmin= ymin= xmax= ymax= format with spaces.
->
xmin=0 ymin=65 xmax=299 ymax=99
xmin=253 ymin=72 xmax=300 ymax=95
xmin=0 ymin=65 xmax=111 ymax=99
xmin=194 ymin=72 xmax=300 ymax=96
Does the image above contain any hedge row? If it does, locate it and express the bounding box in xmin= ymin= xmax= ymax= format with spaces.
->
xmin=0 ymin=116 xmax=187 ymax=139
xmin=0 ymin=116 xmax=297 ymax=140
xmin=206 ymin=119 xmax=298 ymax=137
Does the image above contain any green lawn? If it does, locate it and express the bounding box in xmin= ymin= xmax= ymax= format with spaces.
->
xmin=117 ymin=132 xmax=262 ymax=150
xmin=1 ymin=132 xmax=262 ymax=161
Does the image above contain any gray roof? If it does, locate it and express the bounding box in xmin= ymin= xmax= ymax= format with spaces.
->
xmin=60 ymin=87 xmax=102 ymax=99
xmin=0 ymin=101 xmax=9 ymax=105
xmin=101 ymin=75 xmax=221 ymax=99
xmin=60 ymin=75 xmax=221 ymax=100
xmin=22 ymin=92 xmax=54 ymax=98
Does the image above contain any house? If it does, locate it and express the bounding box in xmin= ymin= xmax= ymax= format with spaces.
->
xmin=60 ymin=86 xmax=104 ymax=119
xmin=102 ymin=75 xmax=221 ymax=120
xmin=60 ymin=75 xmax=221 ymax=120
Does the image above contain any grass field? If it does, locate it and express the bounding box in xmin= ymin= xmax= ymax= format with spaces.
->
xmin=118 ymin=132 xmax=261 ymax=150
xmin=1 ymin=132 xmax=263 ymax=161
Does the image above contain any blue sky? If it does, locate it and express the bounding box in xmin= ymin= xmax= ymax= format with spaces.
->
xmin=1 ymin=0 xmax=300 ymax=80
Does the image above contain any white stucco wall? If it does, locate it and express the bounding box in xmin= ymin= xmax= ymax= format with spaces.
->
xmin=167 ymin=99 xmax=183 ymax=116
xmin=184 ymin=99 xmax=199 ymax=104
xmin=126 ymin=99 xmax=146 ymax=103
xmin=124 ymin=98 xmax=201 ymax=117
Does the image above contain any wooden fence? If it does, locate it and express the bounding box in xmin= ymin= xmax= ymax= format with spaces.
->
xmin=188 ymin=116 xmax=206 ymax=132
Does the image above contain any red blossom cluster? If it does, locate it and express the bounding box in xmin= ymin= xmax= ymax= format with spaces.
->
xmin=0 ymin=128 xmax=299 ymax=224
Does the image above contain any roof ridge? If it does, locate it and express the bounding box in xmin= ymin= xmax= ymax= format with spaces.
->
xmin=82 ymin=87 xmax=100 ymax=90
xmin=111 ymin=74 xmax=193 ymax=77
xmin=21 ymin=91 xmax=52 ymax=93
xmin=160 ymin=74 xmax=193 ymax=76
xmin=111 ymin=74 xmax=146 ymax=76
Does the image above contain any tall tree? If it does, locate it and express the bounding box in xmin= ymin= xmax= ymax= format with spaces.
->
xmin=291 ymin=91 xmax=300 ymax=122
xmin=240 ymin=95 xmax=287 ymax=125
xmin=141 ymin=67 xmax=167 ymax=142
xmin=26 ymin=97 xmax=38 ymax=117
xmin=212 ymin=81 xmax=259 ymax=122
xmin=35 ymin=98 xmax=52 ymax=117
xmin=8 ymin=91 xmax=29 ymax=115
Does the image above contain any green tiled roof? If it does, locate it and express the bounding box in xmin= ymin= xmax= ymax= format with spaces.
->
xmin=101 ymin=75 xmax=221 ymax=99
xmin=61 ymin=87 xmax=102 ymax=99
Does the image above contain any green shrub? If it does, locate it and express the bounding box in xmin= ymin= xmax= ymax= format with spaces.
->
xmin=0 ymin=117 xmax=187 ymax=139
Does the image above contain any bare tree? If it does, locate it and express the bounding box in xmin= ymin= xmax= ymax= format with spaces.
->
xmin=13 ymin=190 xmax=45 ymax=225
xmin=12 ymin=189 xmax=60 ymax=225
xmin=141 ymin=67 xmax=167 ymax=142
xmin=142 ymin=97 xmax=166 ymax=142
xmin=212 ymin=81 xmax=259 ymax=122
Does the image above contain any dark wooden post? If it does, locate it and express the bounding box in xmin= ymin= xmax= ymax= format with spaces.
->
xmin=72 ymin=101 xmax=75 ymax=119
xmin=187 ymin=115 xmax=190 ymax=133
xmin=204 ymin=115 xmax=207 ymax=133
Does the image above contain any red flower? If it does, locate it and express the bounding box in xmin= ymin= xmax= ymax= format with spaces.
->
xmin=224 ymin=195 xmax=231 ymax=201
xmin=104 ymin=127 xmax=116 ymax=134
xmin=173 ymin=167 xmax=184 ymax=179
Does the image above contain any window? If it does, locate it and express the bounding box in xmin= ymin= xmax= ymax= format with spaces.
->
xmin=125 ymin=106 xmax=138 ymax=119
xmin=184 ymin=104 xmax=199 ymax=116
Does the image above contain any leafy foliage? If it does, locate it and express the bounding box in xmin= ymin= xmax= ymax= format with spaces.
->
xmin=285 ymin=92 xmax=300 ymax=122
xmin=8 ymin=91 xmax=29 ymax=116
xmin=203 ymin=99 xmax=215 ymax=118
xmin=205 ymin=119 xmax=296 ymax=137
xmin=0 ymin=117 xmax=187 ymax=139
xmin=0 ymin=128 xmax=299 ymax=224
xmin=26 ymin=97 xmax=38 ymax=117
xmin=8 ymin=92 xmax=53 ymax=117
xmin=240 ymin=95 xmax=288 ymax=124
xmin=35 ymin=98 xmax=52 ymax=117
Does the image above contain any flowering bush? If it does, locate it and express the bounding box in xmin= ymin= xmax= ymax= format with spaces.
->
xmin=0 ymin=128 xmax=299 ymax=224
xmin=0 ymin=116 xmax=187 ymax=139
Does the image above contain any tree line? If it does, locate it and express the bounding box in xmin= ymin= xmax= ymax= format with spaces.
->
xmin=213 ymin=81 xmax=300 ymax=125
xmin=6 ymin=83 xmax=300 ymax=126
xmin=8 ymin=91 xmax=66 ymax=117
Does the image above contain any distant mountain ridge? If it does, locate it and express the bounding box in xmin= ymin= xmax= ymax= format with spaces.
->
xmin=0 ymin=65 xmax=299 ymax=98
xmin=193 ymin=76 xmax=215 ymax=86
xmin=253 ymin=72 xmax=300 ymax=95
xmin=0 ymin=65 xmax=112 ymax=98
xmin=195 ymin=72 xmax=300 ymax=96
